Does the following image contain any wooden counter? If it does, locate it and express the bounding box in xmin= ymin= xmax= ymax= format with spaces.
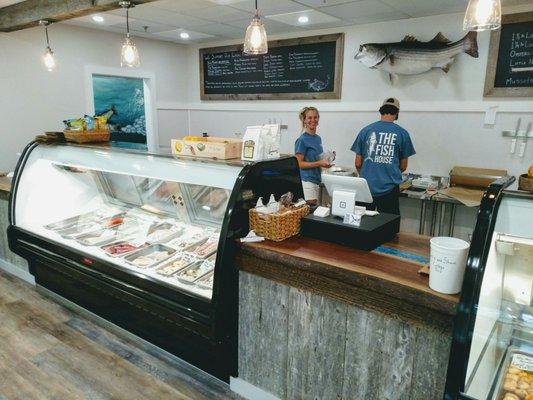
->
xmin=235 ymin=233 xmax=457 ymax=399
xmin=237 ymin=233 xmax=458 ymax=329
xmin=0 ymin=176 xmax=11 ymax=193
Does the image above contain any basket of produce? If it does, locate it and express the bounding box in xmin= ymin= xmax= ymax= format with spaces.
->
xmin=63 ymin=129 xmax=110 ymax=144
xmin=249 ymin=193 xmax=309 ymax=242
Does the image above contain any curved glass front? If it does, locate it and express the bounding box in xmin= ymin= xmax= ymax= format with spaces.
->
xmin=14 ymin=144 xmax=244 ymax=300
xmin=464 ymin=192 xmax=533 ymax=400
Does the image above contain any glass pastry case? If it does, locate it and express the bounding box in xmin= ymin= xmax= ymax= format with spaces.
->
xmin=8 ymin=142 xmax=303 ymax=381
xmin=445 ymin=178 xmax=533 ymax=400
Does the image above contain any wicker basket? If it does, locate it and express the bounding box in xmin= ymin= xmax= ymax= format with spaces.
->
xmin=249 ymin=205 xmax=309 ymax=242
xmin=64 ymin=129 xmax=110 ymax=144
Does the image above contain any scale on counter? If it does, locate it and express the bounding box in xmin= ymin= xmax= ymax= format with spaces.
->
xmin=300 ymin=174 xmax=400 ymax=251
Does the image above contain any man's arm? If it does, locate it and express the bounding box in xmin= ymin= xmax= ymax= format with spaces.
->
xmin=399 ymin=158 xmax=408 ymax=172
xmin=355 ymin=154 xmax=363 ymax=172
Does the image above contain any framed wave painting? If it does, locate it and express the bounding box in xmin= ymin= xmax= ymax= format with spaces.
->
xmin=92 ymin=74 xmax=148 ymax=149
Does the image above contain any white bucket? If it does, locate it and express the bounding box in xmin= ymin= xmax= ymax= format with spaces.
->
xmin=429 ymin=237 xmax=470 ymax=294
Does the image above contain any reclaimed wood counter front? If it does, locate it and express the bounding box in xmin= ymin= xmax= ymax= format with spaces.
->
xmin=235 ymin=233 xmax=459 ymax=400
xmin=0 ymin=176 xmax=11 ymax=193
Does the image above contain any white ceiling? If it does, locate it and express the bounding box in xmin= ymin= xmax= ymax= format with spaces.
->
xmin=2 ymin=0 xmax=532 ymax=43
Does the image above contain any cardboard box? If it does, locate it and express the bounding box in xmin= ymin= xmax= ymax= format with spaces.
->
xmin=171 ymin=137 xmax=243 ymax=159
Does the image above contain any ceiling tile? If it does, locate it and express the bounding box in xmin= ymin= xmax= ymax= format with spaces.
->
xmin=181 ymin=5 xmax=253 ymax=22
xmin=294 ymin=0 xmax=359 ymax=7
xmin=149 ymin=0 xmax=215 ymax=11
xmin=69 ymin=13 xmax=128 ymax=26
xmin=379 ymin=0 xmax=466 ymax=18
xmin=152 ymin=28 xmax=216 ymax=42
xmin=320 ymin=0 xmax=409 ymax=22
xmin=225 ymin=17 xmax=297 ymax=34
xmin=192 ymin=23 xmax=246 ymax=38
xmin=109 ymin=18 xmax=177 ymax=34
xmin=228 ymin=0 xmax=310 ymax=15
xmin=110 ymin=5 xmax=212 ymax=28
xmin=267 ymin=9 xmax=341 ymax=26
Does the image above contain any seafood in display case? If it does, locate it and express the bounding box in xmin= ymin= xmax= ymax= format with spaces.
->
xmin=145 ymin=223 xmax=183 ymax=243
xmin=196 ymin=271 xmax=214 ymax=290
xmin=155 ymin=252 xmax=196 ymax=277
xmin=102 ymin=240 xmax=147 ymax=256
xmin=125 ymin=244 xmax=175 ymax=268
xmin=175 ymin=260 xmax=214 ymax=284
xmin=8 ymin=141 xmax=303 ymax=382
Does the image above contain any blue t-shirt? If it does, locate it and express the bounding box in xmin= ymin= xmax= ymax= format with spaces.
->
xmin=295 ymin=132 xmax=323 ymax=185
xmin=351 ymin=121 xmax=415 ymax=196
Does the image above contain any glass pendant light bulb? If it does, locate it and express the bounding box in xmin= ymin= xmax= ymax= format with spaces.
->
xmin=463 ymin=0 xmax=501 ymax=31
xmin=243 ymin=15 xmax=268 ymax=55
xmin=120 ymin=1 xmax=140 ymax=67
xmin=42 ymin=46 xmax=56 ymax=71
xmin=121 ymin=35 xmax=140 ymax=67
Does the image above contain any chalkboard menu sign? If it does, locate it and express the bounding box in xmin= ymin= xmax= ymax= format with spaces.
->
xmin=484 ymin=12 xmax=533 ymax=97
xmin=199 ymin=34 xmax=344 ymax=100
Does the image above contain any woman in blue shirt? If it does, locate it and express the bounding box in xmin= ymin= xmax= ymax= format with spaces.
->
xmin=294 ymin=107 xmax=333 ymax=203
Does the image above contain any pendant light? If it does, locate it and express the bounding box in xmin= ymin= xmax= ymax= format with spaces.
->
xmin=119 ymin=1 xmax=140 ymax=67
xmin=243 ymin=0 xmax=268 ymax=55
xmin=463 ymin=0 xmax=501 ymax=31
xmin=39 ymin=20 xmax=56 ymax=72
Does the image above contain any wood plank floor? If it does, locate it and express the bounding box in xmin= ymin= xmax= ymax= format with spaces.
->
xmin=0 ymin=270 xmax=242 ymax=400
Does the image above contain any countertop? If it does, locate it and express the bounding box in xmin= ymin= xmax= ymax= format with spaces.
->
xmin=236 ymin=233 xmax=459 ymax=329
xmin=0 ymin=176 xmax=11 ymax=193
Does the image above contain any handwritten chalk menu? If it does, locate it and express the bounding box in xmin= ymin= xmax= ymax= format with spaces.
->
xmin=484 ymin=12 xmax=533 ymax=97
xmin=199 ymin=34 xmax=344 ymax=100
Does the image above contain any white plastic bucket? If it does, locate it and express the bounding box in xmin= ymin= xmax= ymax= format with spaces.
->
xmin=429 ymin=237 xmax=470 ymax=294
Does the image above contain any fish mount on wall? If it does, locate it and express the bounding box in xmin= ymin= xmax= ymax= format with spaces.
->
xmin=354 ymin=31 xmax=478 ymax=82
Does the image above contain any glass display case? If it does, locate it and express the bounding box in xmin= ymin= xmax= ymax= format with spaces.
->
xmin=8 ymin=142 xmax=302 ymax=381
xmin=445 ymin=179 xmax=533 ymax=400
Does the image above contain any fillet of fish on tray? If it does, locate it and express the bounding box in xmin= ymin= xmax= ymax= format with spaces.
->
xmin=75 ymin=228 xmax=124 ymax=247
xmin=124 ymin=244 xmax=176 ymax=269
xmin=145 ymin=223 xmax=184 ymax=244
xmin=186 ymin=240 xmax=218 ymax=259
xmin=174 ymin=260 xmax=214 ymax=284
xmin=166 ymin=231 xmax=208 ymax=250
xmin=196 ymin=271 xmax=214 ymax=291
xmin=101 ymin=239 xmax=147 ymax=257
xmin=44 ymin=208 xmax=125 ymax=231
xmin=154 ymin=252 xmax=197 ymax=277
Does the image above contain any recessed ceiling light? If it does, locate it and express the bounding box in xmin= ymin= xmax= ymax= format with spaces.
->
xmin=298 ymin=15 xmax=309 ymax=24
xmin=92 ymin=15 xmax=105 ymax=23
xmin=180 ymin=32 xmax=190 ymax=39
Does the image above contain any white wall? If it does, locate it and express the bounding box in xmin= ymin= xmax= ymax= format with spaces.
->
xmin=179 ymin=11 xmax=532 ymax=181
xmin=0 ymin=23 xmax=190 ymax=172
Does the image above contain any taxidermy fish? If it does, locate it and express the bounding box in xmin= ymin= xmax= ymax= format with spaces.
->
xmin=354 ymin=31 xmax=478 ymax=81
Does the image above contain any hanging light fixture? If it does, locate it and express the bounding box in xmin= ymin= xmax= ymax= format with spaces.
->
xmin=243 ymin=0 xmax=268 ymax=55
xmin=119 ymin=1 xmax=140 ymax=67
xmin=39 ymin=20 xmax=56 ymax=72
xmin=463 ymin=0 xmax=501 ymax=31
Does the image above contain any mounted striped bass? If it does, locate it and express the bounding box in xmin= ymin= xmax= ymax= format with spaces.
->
xmin=354 ymin=31 xmax=478 ymax=81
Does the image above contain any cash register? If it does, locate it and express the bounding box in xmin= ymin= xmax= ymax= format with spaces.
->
xmin=300 ymin=174 xmax=400 ymax=251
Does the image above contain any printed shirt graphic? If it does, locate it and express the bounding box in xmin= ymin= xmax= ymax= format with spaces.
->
xmin=295 ymin=132 xmax=323 ymax=185
xmin=351 ymin=121 xmax=415 ymax=196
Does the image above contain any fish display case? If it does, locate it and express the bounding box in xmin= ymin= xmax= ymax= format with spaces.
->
xmin=7 ymin=142 xmax=302 ymax=381
xmin=444 ymin=178 xmax=533 ymax=400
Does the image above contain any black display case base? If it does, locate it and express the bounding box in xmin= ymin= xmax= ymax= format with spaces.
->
xmin=301 ymin=213 xmax=400 ymax=251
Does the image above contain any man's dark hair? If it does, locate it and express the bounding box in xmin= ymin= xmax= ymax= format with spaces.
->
xmin=379 ymin=104 xmax=399 ymax=116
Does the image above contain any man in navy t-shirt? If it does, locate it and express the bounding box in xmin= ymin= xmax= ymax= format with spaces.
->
xmin=351 ymin=98 xmax=415 ymax=215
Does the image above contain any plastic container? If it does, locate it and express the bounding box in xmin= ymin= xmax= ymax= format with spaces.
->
xmin=429 ymin=236 xmax=470 ymax=294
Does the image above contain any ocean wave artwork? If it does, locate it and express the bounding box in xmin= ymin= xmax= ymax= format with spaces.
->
xmin=93 ymin=74 xmax=147 ymax=145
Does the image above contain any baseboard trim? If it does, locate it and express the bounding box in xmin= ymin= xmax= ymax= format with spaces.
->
xmin=0 ymin=258 xmax=35 ymax=284
xmin=230 ymin=377 xmax=281 ymax=400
